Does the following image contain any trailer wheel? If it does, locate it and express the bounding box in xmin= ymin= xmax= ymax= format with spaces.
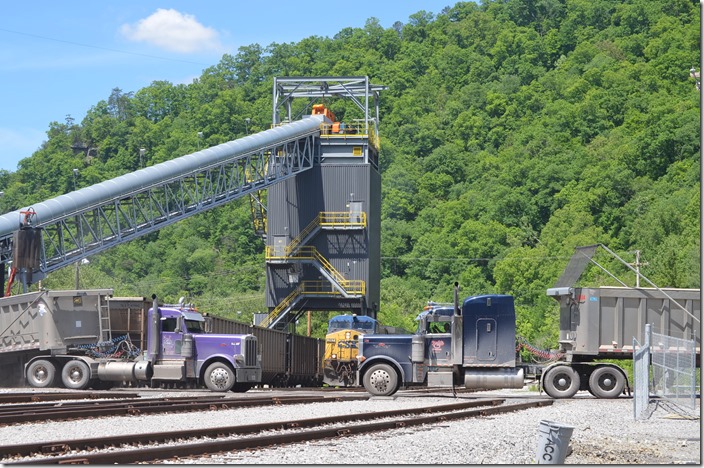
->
xmin=362 ymin=363 xmax=398 ymax=396
xmin=26 ymin=360 xmax=57 ymax=388
xmin=543 ymin=365 xmax=580 ymax=399
xmin=204 ymin=362 xmax=235 ymax=392
xmin=61 ymin=360 xmax=91 ymax=390
xmin=588 ymin=366 xmax=625 ymax=399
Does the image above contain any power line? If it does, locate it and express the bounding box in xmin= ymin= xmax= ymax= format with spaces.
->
xmin=380 ymin=255 xmax=570 ymax=262
xmin=0 ymin=27 xmax=211 ymax=67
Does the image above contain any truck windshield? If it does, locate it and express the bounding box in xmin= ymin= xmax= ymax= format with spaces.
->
xmin=185 ymin=320 xmax=204 ymax=333
xmin=327 ymin=316 xmax=377 ymax=333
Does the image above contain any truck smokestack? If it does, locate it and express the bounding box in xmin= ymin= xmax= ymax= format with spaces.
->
xmin=454 ymin=282 xmax=461 ymax=316
xmin=148 ymin=294 xmax=160 ymax=363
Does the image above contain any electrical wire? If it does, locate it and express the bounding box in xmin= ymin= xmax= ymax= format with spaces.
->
xmin=0 ymin=27 xmax=211 ymax=66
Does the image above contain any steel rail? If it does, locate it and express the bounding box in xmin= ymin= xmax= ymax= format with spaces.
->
xmin=0 ymin=394 xmax=368 ymax=425
xmin=3 ymin=399 xmax=554 ymax=464
xmin=0 ymin=391 xmax=139 ymax=404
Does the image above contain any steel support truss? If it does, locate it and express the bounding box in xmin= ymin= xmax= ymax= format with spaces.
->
xmin=273 ymin=76 xmax=387 ymax=136
xmin=1 ymin=131 xmax=319 ymax=283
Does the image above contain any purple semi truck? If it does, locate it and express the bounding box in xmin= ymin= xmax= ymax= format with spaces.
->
xmin=0 ymin=289 xmax=261 ymax=392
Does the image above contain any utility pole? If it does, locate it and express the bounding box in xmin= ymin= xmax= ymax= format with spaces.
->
xmin=630 ymin=250 xmax=649 ymax=288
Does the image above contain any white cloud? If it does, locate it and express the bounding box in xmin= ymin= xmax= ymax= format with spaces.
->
xmin=120 ymin=9 xmax=223 ymax=54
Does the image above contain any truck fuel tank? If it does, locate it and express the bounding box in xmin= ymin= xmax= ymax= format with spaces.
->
xmin=97 ymin=360 xmax=152 ymax=382
xmin=464 ymin=367 xmax=524 ymax=390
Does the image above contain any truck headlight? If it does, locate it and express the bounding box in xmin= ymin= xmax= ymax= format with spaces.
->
xmin=234 ymin=354 xmax=245 ymax=363
xmin=331 ymin=353 xmax=337 ymax=359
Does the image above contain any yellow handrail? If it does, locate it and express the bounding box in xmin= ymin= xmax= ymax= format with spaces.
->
xmin=259 ymin=280 xmax=366 ymax=328
xmin=263 ymin=211 xmax=368 ymax=327
xmin=266 ymin=246 xmax=346 ymax=285
xmin=259 ymin=285 xmax=303 ymax=328
xmin=286 ymin=212 xmax=366 ymax=255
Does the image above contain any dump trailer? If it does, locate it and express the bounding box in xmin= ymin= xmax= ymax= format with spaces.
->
xmin=0 ymin=289 xmax=261 ymax=391
xmin=356 ymin=284 xmax=700 ymax=399
xmin=543 ymin=285 xmax=700 ymax=398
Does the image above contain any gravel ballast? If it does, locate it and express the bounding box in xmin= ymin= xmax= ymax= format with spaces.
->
xmin=0 ymin=387 xmax=700 ymax=464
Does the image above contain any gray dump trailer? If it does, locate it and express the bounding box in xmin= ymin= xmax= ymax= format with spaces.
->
xmin=541 ymin=285 xmax=700 ymax=398
xmin=548 ymin=286 xmax=700 ymax=360
xmin=0 ymin=289 xmax=117 ymax=386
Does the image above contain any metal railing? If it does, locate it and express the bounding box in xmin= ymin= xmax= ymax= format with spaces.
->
xmin=259 ymin=280 xmax=365 ymax=328
xmin=283 ymin=211 xmax=366 ymax=256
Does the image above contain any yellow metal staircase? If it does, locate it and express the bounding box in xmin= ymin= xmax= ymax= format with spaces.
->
xmin=259 ymin=280 xmax=366 ymax=328
xmin=264 ymin=211 xmax=367 ymax=328
xmin=286 ymin=211 xmax=366 ymax=256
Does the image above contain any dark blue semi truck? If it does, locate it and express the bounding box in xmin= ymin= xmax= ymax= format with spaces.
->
xmin=356 ymin=283 xmax=700 ymax=399
xmin=357 ymin=288 xmax=526 ymax=397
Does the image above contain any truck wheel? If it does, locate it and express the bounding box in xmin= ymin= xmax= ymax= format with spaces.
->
xmin=204 ymin=362 xmax=235 ymax=392
xmin=543 ymin=365 xmax=580 ymax=399
xmin=26 ymin=360 xmax=57 ymax=388
xmin=61 ymin=360 xmax=91 ymax=390
xmin=588 ymin=366 xmax=625 ymax=399
xmin=363 ymin=363 xmax=398 ymax=396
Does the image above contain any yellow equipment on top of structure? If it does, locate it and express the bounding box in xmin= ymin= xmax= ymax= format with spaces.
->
xmin=312 ymin=104 xmax=336 ymax=123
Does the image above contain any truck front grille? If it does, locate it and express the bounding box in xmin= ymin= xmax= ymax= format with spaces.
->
xmin=244 ymin=336 xmax=258 ymax=367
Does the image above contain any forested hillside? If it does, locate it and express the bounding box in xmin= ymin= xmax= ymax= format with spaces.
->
xmin=0 ymin=0 xmax=699 ymax=344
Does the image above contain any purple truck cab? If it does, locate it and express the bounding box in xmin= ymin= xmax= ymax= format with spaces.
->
xmin=146 ymin=304 xmax=261 ymax=392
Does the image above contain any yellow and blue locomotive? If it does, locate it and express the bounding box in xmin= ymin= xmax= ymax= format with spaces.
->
xmin=322 ymin=314 xmax=378 ymax=386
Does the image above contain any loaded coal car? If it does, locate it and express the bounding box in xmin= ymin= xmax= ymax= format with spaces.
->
xmin=0 ymin=289 xmax=261 ymax=391
xmin=206 ymin=314 xmax=324 ymax=387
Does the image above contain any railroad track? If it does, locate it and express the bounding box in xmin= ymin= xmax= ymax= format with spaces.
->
xmin=0 ymin=394 xmax=369 ymax=425
xmin=0 ymin=391 xmax=139 ymax=404
xmin=1 ymin=398 xmax=553 ymax=464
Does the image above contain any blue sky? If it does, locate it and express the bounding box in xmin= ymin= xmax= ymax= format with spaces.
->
xmin=0 ymin=1 xmax=452 ymax=172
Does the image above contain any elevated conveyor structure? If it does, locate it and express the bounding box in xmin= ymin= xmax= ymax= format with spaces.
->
xmin=0 ymin=115 xmax=324 ymax=288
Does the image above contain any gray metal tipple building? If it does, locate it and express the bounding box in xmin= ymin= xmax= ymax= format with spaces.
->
xmin=262 ymin=77 xmax=386 ymax=329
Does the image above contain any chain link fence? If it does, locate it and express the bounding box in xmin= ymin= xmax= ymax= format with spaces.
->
xmin=633 ymin=324 xmax=699 ymax=420
xmin=651 ymin=329 xmax=698 ymax=411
